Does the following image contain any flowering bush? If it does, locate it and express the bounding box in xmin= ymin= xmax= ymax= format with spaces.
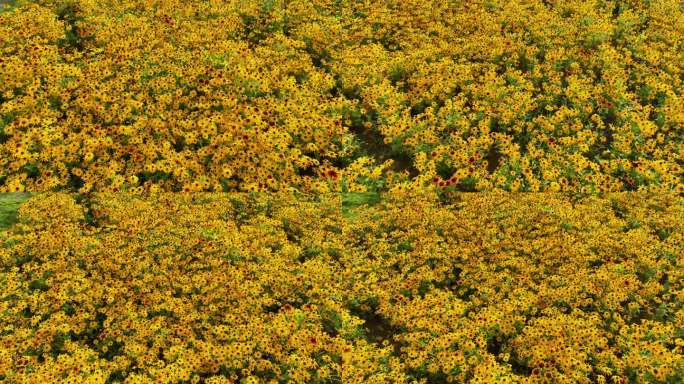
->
xmin=0 ymin=0 xmax=682 ymax=192
xmin=0 ymin=192 xmax=682 ymax=383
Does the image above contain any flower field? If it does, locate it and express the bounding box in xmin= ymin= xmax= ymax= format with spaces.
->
xmin=1 ymin=0 xmax=684 ymax=383
xmin=0 ymin=0 xmax=683 ymax=192
xmin=0 ymin=192 xmax=683 ymax=383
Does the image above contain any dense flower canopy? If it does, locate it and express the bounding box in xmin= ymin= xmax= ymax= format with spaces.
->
xmin=0 ymin=0 xmax=682 ymax=192
xmin=1 ymin=0 xmax=683 ymax=383
xmin=0 ymin=192 xmax=683 ymax=383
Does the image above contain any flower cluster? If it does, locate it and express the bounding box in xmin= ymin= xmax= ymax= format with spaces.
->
xmin=0 ymin=0 xmax=390 ymax=193
xmin=1 ymin=0 xmax=683 ymax=192
xmin=1 ymin=191 xmax=682 ymax=383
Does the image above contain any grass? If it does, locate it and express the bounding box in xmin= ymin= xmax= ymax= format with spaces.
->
xmin=0 ymin=0 xmax=18 ymax=12
xmin=0 ymin=193 xmax=32 ymax=231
